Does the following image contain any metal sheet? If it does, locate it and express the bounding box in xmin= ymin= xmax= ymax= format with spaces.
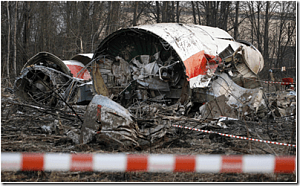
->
xmin=21 ymin=52 xmax=72 ymax=76
xmin=63 ymin=60 xmax=91 ymax=80
xmin=80 ymin=94 xmax=136 ymax=145
xmin=133 ymin=23 xmax=242 ymax=61
xmin=242 ymin=46 xmax=264 ymax=75
xmin=70 ymin=53 xmax=94 ymax=66
xmin=211 ymin=73 xmax=265 ymax=113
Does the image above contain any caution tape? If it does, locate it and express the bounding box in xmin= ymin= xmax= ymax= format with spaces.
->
xmin=263 ymin=81 xmax=296 ymax=85
xmin=241 ymin=77 xmax=296 ymax=85
xmin=172 ymin=125 xmax=296 ymax=148
xmin=271 ymin=66 xmax=296 ymax=70
xmin=1 ymin=153 xmax=295 ymax=173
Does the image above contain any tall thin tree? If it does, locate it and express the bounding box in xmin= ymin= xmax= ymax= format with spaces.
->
xmin=6 ymin=2 xmax=11 ymax=84
xmin=13 ymin=2 xmax=17 ymax=77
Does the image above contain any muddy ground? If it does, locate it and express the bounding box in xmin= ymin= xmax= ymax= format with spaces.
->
xmin=1 ymin=87 xmax=296 ymax=182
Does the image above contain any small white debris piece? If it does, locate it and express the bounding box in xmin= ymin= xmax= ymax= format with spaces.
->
xmin=217 ymin=121 xmax=228 ymax=129
xmin=41 ymin=125 xmax=52 ymax=134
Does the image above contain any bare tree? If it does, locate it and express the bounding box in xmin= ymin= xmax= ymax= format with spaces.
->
xmin=234 ymin=1 xmax=239 ymax=40
xmin=263 ymin=1 xmax=269 ymax=61
xmin=106 ymin=1 xmax=120 ymax=36
xmin=195 ymin=2 xmax=201 ymax=25
xmin=176 ymin=1 xmax=180 ymax=23
xmin=170 ymin=1 xmax=175 ymax=22
xmin=6 ymin=1 xmax=10 ymax=84
xmin=257 ymin=1 xmax=262 ymax=52
xmin=156 ymin=1 xmax=160 ymax=23
xmin=275 ymin=2 xmax=296 ymax=69
xmin=218 ymin=1 xmax=231 ymax=31
xmin=13 ymin=2 xmax=17 ymax=78
xmin=191 ymin=1 xmax=197 ymax=24
xmin=132 ymin=1 xmax=139 ymax=26
xmin=162 ymin=1 xmax=168 ymax=22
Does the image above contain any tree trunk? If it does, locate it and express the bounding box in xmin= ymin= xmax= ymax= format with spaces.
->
xmin=22 ymin=2 xmax=30 ymax=64
xmin=162 ymin=1 xmax=168 ymax=22
xmin=6 ymin=2 xmax=10 ymax=82
xmin=276 ymin=2 xmax=284 ymax=69
xmin=219 ymin=2 xmax=230 ymax=31
xmin=13 ymin=2 xmax=17 ymax=77
xmin=156 ymin=1 xmax=160 ymax=23
xmin=105 ymin=1 xmax=121 ymax=36
xmin=132 ymin=1 xmax=138 ymax=26
xmin=263 ymin=1 xmax=269 ymax=62
xmin=105 ymin=2 xmax=112 ymax=36
xmin=191 ymin=1 xmax=197 ymax=24
xmin=206 ymin=1 xmax=212 ymax=26
xmin=176 ymin=1 xmax=179 ymax=23
xmin=196 ymin=2 xmax=201 ymax=25
xmin=171 ymin=1 xmax=175 ymax=22
xmin=257 ymin=2 xmax=261 ymax=52
xmin=234 ymin=1 xmax=239 ymax=40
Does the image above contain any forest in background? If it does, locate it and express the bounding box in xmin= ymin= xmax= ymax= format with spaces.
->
xmin=1 ymin=1 xmax=296 ymax=85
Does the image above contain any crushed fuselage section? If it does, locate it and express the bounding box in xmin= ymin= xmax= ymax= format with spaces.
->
xmin=14 ymin=52 xmax=94 ymax=106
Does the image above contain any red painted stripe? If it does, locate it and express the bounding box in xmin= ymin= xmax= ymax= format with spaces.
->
xmin=220 ymin=156 xmax=242 ymax=173
xmin=126 ymin=155 xmax=148 ymax=171
xmin=183 ymin=51 xmax=219 ymax=80
xmin=97 ymin=105 xmax=102 ymax=121
xmin=22 ymin=153 xmax=44 ymax=171
xmin=66 ymin=64 xmax=91 ymax=80
xmin=174 ymin=156 xmax=195 ymax=172
xmin=274 ymin=157 xmax=295 ymax=173
xmin=71 ymin=154 xmax=93 ymax=171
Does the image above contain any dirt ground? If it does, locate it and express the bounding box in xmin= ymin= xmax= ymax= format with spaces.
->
xmin=1 ymin=87 xmax=296 ymax=182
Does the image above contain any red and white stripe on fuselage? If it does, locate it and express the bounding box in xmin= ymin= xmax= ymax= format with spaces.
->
xmin=63 ymin=60 xmax=91 ymax=80
xmin=183 ymin=50 xmax=221 ymax=88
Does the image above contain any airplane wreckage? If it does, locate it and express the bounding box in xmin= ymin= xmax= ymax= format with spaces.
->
xmin=14 ymin=23 xmax=293 ymax=150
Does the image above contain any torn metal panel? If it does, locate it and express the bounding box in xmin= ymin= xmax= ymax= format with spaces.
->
xmin=199 ymin=95 xmax=237 ymax=119
xmin=74 ymin=82 xmax=94 ymax=104
xmin=241 ymin=45 xmax=264 ymax=75
xmin=79 ymin=94 xmax=142 ymax=147
xmin=91 ymin=62 xmax=109 ymax=97
xmin=62 ymin=60 xmax=91 ymax=80
xmin=70 ymin=53 xmax=94 ymax=66
xmin=184 ymin=50 xmax=220 ymax=89
xmin=21 ymin=52 xmax=72 ymax=76
xmin=21 ymin=52 xmax=92 ymax=81
xmin=210 ymin=73 xmax=265 ymax=114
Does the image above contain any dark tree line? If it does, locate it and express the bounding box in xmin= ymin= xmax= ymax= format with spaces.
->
xmin=1 ymin=1 xmax=296 ymax=85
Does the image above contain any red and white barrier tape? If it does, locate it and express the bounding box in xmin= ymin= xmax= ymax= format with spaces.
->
xmin=1 ymin=153 xmax=295 ymax=173
xmin=263 ymin=81 xmax=296 ymax=85
xmin=241 ymin=77 xmax=296 ymax=85
xmin=172 ymin=125 xmax=296 ymax=148
xmin=272 ymin=67 xmax=296 ymax=70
